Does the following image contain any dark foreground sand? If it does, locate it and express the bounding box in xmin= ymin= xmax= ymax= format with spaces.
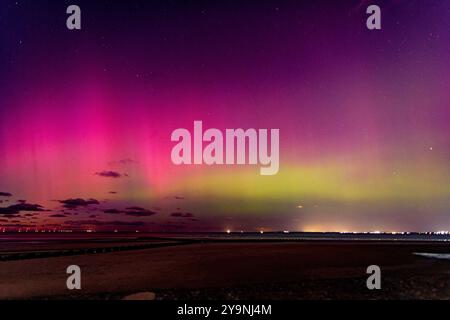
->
xmin=0 ymin=241 xmax=449 ymax=299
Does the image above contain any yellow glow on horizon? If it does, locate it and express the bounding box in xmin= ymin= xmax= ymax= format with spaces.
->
xmin=170 ymin=159 xmax=450 ymax=203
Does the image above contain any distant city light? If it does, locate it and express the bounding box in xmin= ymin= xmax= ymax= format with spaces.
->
xmin=0 ymin=228 xmax=448 ymax=235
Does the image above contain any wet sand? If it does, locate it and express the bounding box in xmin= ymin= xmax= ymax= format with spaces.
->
xmin=0 ymin=241 xmax=449 ymax=299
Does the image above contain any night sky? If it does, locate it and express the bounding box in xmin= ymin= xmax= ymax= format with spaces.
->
xmin=0 ymin=0 xmax=449 ymax=232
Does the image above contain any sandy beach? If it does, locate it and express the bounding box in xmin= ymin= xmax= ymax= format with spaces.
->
xmin=0 ymin=240 xmax=449 ymax=299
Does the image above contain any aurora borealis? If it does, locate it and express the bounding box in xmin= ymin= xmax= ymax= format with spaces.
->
xmin=0 ymin=0 xmax=449 ymax=232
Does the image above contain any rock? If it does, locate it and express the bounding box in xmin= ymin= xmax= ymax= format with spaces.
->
xmin=122 ymin=292 xmax=156 ymax=300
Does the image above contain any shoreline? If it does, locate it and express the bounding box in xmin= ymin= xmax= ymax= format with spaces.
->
xmin=0 ymin=241 xmax=449 ymax=299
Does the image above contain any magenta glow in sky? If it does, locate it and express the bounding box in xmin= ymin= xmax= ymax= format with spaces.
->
xmin=0 ymin=0 xmax=449 ymax=232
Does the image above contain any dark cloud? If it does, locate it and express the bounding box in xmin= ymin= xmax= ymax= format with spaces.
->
xmin=124 ymin=206 xmax=157 ymax=216
xmin=171 ymin=212 xmax=194 ymax=218
xmin=108 ymin=191 xmax=117 ymax=194
xmin=95 ymin=171 xmax=126 ymax=178
xmin=0 ymin=202 xmax=46 ymax=215
xmin=103 ymin=208 xmax=123 ymax=214
xmin=0 ymin=192 xmax=12 ymax=197
xmin=59 ymin=198 xmax=100 ymax=209
xmin=2 ymin=214 xmax=20 ymax=218
xmin=1 ymin=223 xmax=30 ymax=228
xmin=108 ymin=158 xmax=137 ymax=166
xmin=174 ymin=196 xmax=184 ymax=200
xmin=103 ymin=207 xmax=158 ymax=217
xmin=126 ymin=206 xmax=146 ymax=211
xmin=49 ymin=214 xmax=67 ymax=218
xmin=125 ymin=209 xmax=157 ymax=217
